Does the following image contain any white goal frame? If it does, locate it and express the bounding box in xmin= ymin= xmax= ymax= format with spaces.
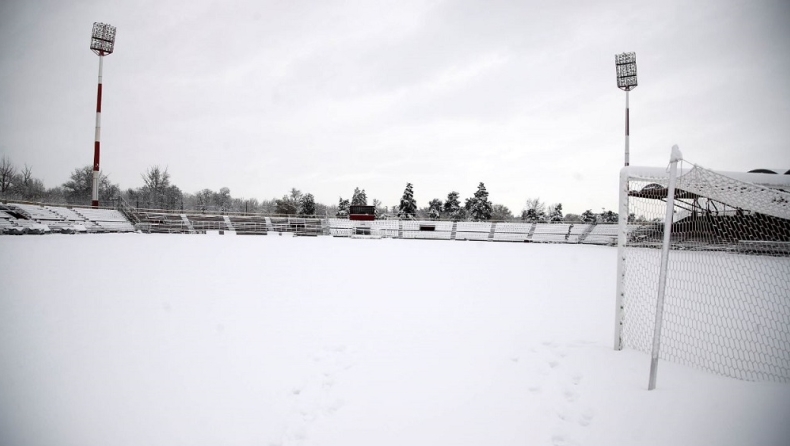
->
xmin=614 ymin=164 xmax=790 ymax=382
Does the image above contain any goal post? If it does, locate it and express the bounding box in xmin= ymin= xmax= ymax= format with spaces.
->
xmin=615 ymin=152 xmax=790 ymax=383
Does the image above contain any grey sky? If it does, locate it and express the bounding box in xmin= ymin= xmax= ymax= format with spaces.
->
xmin=1 ymin=0 xmax=789 ymax=214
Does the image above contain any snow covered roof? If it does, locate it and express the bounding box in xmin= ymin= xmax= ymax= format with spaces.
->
xmin=623 ymin=165 xmax=790 ymax=220
xmin=621 ymin=166 xmax=790 ymax=188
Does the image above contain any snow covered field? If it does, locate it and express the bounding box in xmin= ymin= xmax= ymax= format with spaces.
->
xmin=1 ymin=234 xmax=788 ymax=446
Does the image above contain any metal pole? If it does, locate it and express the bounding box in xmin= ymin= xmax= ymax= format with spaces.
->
xmin=92 ymin=54 xmax=104 ymax=208
xmin=614 ymin=166 xmax=630 ymax=350
xmin=648 ymin=144 xmax=682 ymax=390
xmin=624 ymin=90 xmax=630 ymax=167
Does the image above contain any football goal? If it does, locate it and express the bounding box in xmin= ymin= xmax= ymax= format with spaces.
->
xmin=614 ymin=153 xmax=790 ymax=383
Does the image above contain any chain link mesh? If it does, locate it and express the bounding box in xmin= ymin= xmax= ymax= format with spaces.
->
xmin=621 ymin=164 xmax=790 ymax=381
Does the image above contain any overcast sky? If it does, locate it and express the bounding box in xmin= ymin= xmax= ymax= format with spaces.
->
xmin=1 ymin=0 xmax=788 ymax=214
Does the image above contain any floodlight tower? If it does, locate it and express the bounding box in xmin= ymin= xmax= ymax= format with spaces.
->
xmin=89 ymin=22 xmax=116 ymax=208
xmin=615 ymin=52 xmax=637 ymax=167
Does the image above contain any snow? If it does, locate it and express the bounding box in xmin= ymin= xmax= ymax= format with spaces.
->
xmin=1 ymin=234 xmax=788 ymax=446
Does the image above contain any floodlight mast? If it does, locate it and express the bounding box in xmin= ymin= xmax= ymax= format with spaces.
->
xmin=89 ymin=22 xmax=116 ymax=208
xmin=615 ymin=52 xmax=638 ymax=167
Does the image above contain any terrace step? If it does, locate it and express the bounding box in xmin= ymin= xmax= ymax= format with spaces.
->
xmin=181 ymin=214 xmax=197 ymax=234
xmin=223 ymin=215 xmax=236 ymax=232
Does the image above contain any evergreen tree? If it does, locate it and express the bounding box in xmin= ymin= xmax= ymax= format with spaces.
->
xmin=299 ymin=193 xmax=316 ymax=216
xmin=581 ymin=209 xmax=597 ymax=223
xmin=351 ymin=187 xmax=368 ymax=206
xmin=398 ymin=183 xmax=417 ymax=219
xmin=444 ymin=191 xmax=461 ymax=215
xmin=599 ymin=209 xmax=618 ymax=223
xmin=491 ymin=204 xmax=513 ymax=221
xmin=469 ymin=182 xmax=492 ymax=221
xmin=336 ymin=197 xmax=350 ymax=217
xmin=275 ymin=195 xmax=298 ymax=215
xmin=549 ymin=203 xmax=564 ymax=222
xmin=427 ymin=198 xmax=443 ymax=220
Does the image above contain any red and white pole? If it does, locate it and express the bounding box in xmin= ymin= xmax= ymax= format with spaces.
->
xmin=624 ymin=90 xmax=630 ymax=167
xmin=92 ymin=53 xmax=103 ymax=208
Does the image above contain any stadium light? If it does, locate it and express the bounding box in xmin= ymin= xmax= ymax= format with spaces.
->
xmin=615 ymin=52 xmax=637 ymax=167
xmin=89 ymin=22 xmax=116 ymax=208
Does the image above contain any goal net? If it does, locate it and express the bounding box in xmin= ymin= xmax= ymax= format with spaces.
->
xmin=614 ymin=163 xmax=790 ymax=382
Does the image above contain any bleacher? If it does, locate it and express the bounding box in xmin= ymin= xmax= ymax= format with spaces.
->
xmin=284 ymin=217 xmax=323 ymax=236
xmin=567 ymin=224 xmax=592 ymax=243
xmin=46 ymin=206 xmax=87 ymax=221
xmin=531 ymin=223 xmax=570 ymax=243
xmin=136 ymin=212 xmax=190 ymax=233
xmin=189 ymin=214 xmax=227 ymax=233
xmin=493 ymin=223 xmax=532 ymax=242
xmin=228 ymin=215 xmax=269 ymax=234
xmin=73 ymin=208 xmax=135 ymax=233
xmin=0 ymin=201 xmax=637 ymax=250
xmin=371 ymin=220 xmax=399 ymax=238
xmin=13 ymin=219 xmax=51 ymax=234
xmin=455 ymin=222 xmax=492 ymax=241
xmin=9 ymin=203 xmax=62 ymax=221
xmin=581 ymin=224 xmax=619 ymax=245
xmin=401 ymin=221 xmax=454 ymax=240
xmin=0 ymin=203 xmax=137 ymax=234
xmin=0 ymin=210 xmax=20 ymax=234
xmin=328 ymin=218 xmax=353 ymax=237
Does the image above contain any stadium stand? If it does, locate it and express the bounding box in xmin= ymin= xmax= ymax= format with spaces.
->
xmin=328 ymin=218 xmax=353 ymax=237
xmin=493 ymin=222 xmax=533 ymax=242
xmin=73 ymin=208 xmax=135 ymax=233
xmin=9 ymin=203 xmax=62 ymax=221
xmin=228 ymin=215 xmax=268 ymax=235
xmin=46 ymin=206 xmax=87 ymax=222
xmin=455 ymin=222 xmax=492 ymax=241
xmin=567 ymin=224 xmax=592 ymax=243
xmin=581 ymin=224 xmax=619 ymax=245
xmin=371 ymin=220 xmax=399 ymax=238
xmin=401 ymin=221 xmax=453 ymax=240
xmin=531 ymin=223 xmax=571 ymax=243
xmin=135 ymin=211 xmax=187 ymax=233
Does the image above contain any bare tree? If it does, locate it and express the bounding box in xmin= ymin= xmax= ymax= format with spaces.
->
xmin=142 ymin=165 xmax=170 ymax=192
xmin=0 ymin=156 xmax=16 ymax=194
xmin=521 ymin=197 xmax=546 ymax=222
xmin=62 ymin=165 xmax=119 ymax=205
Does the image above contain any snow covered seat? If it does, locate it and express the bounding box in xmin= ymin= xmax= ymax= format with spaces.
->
xmin=46 ymin=206 xmax=87 ymax=222
xmin=567 ymin=224 xmax=591 ymax=243
xmin=455 ymin=222 xmax=491 ymax=241
xmin=97 ymin=221 xmax=135 ymax=232
xmin=328 ymin=218 xmax=353 ymax=237
xmin=401 ymin=221 xmax=453 ymax=240
xmin=288 ymin=217 xmax=323 ymax=235
xmin=268 ymin=217 xmax=291 ymax=233
xmin=138 ymin=213 xmax=189 ymax=233
xmin=13 ymin=220 xmax=51 ymax=234
xmin=0 ymin=217 xmax=16 ymax=234
xmin=73 ymin=208 xmax=128 ymax=222
xmin=531 ymin=224 xmax=570 ymax=243
xmin=581 ymin=224 xmax=619 ymax=245
xmin=9 ymin=204 xmax=63 ymax=221
xmin=493 ymin=223 xmax=532 ymax=242
xmin=188 ymin=215 xmax=224 ymax=232
xmin=371 ymin=220 xmax=399 ymax=238
xmin=228 ymin=216 xmax=268 ymax=234
xmin=45 ymin=220 xmax=79 ymax=234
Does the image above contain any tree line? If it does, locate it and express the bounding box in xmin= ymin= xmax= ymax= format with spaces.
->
xmin=0 ymin=156 xmax=621 ymax=222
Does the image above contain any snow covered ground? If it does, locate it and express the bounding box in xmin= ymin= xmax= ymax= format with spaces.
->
xmin=1 ymin=234 xmax=788 ymax=446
